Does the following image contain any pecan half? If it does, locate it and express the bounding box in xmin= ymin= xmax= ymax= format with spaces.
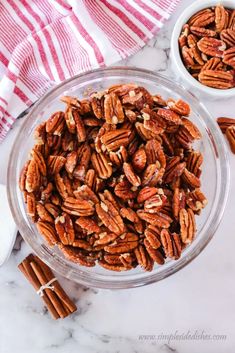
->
xmin=157 ymin=108 xmax=182 ymax=125
xmin=145 ymin=139 xmax=166 ymax=167
xmin=41 ymin=182 xmax=53 ymax=202
xmin=142 ymin=107 xmax=166 ymax=135
xmin=215 ymin=4 xmax=229 ymax=32
xmin=223 ymin=47 xmax=235 ymax=68
xmin=72 ymin=239 xmax=92 ymax=251
xmin=47 ymin=155 xmax=66 ymax=175
xmin=34 ymin=122 xmax=46 ymax=145
xmin=26 ymin=193 xmax=36 ymax=221
xmin=73 ymin=110 xmax=86 ymax=143
xmin=182 ymin=168 xmax=201 ymax=189
xmin=198 ymin=70 xmax=234 ymax=89
xmin=190 ymin=26 xmax=216 ymax=38
xmin=91 ymin=152 xmax=112 ymax=179
xmin=59 ymin=244 xmax=95 ymax=267
xmin=98 ymin=260 xmax=126 ymax=272
xmin=123 ymin=162 xmax=141 ymax=187
xmin=60 ymin=95 xmax=81 ymax=108
xmin=137 ymin=210 xmax=172 ymax=228
xmin=36 ymin=203 xmax=53 ymax=223
xmin=19 ymin=161 xmax=30 ymax=191
xmin=90 ymin=94 xmax=103 ymax=119
xmin=114 ymin=179 xmax=137 ymax=200
xmin=44 ymin=203 xmax=60 ymax=218
xmin=121 ymin=86 xmax=153 ymax=109
xmin=104 ymin=92 xmax=124 ymax=124
xmin=181 ymin=45 xmax=195 ymax=68
xmin=54 ymin=173 xmax=68 ymax=199
xmin=187 ymin=34 xmax=198 ymax=48
xmin=74 ymin=143 xmax=91 ymax=180
xmin=94 ymin=232 xmax=119 ymax=246
xmin=73 ymin=185 xmax=99 ymax=204
xmin=135 ymin=122 xmax=160 ymax=141
xmin=98 ymin=260 xmax=128 ymax=272
xmin=164 ymin=157 xmax=186 ymax=184
xmin=179 ymin=25 xmax=190 ymax=48
xmin=186 ymin=189 xmax=208 ymax=212
xmin=132 ymin=147 xmax=147 ymax=172
xmin=46 ymin=112 xmax=65 ymax=135
xmin=76 ymin=217 xmax=101 ymax=234
xmin=64 ymin=107 xmax=76 ymax=133
xmin=179 ymin=208 xmax=196 ymax=244
xmin=134 ymin=245 xmax=154 ymax=271
xmin=144 ymin=193 xmax=166 ymax=214
xmin=101 ymin=129 xmax=131 ymax=152
xmin=96 ymin=202 xmax=125 ymax=235
xmin=142 ymin=163 xmax=165 ymax=187
xmin=119 ymin=253 xmax=135 ymax=269
xmin=217 ymin=117 xmax=235 ymax=133
xmin=104 ymin=233 xmax=138 ymax=254
xmin=55 ymin=213 xmax=75 ymax=245
xmin=189 ymin=46 xmax=205 ymax=66
xmin=120 ymin=207 xmax=139 ymax=223
xmin=109 ymin=146 xmax=128 ymax=168
xmin=62 ymin=197 xmax=95 ymax=216
xmin=36 ymin=221 xmax=58 ymax=246
xmin=160 ymin=230 xmax=182 ymax=260
xmin=167 ymin=99 xmax=190 ymax=116
xmin=172 ymin=188 xmax=186 ymax=220
xmin=65 ymin=151 xmax=78 ymax=174
xmin=221 ymin=29 xmax=235 ymax=47
xmin=144 ymin=225 xmax=161 ymax=249
xmin=201 ymin=57 xmax=223 ymax=71
xmin=186 ymin=151 xmax=203 ymax=177
xmin=25 ymin=159 xmax=41 ymax=193
xmin=228 ymin=10 xmax=235 ymax=30
xmin=226 ymin=125 xmax=235 ymax=153
xmin=31 ymin=149 xmax=47 ymax=176
xmin=137 ymin=186 xmax=158 ymax=203
xmin=144 ymin=239 xmax=165 ymax=265
xmin=188 ymin=9 xmax=215 ymax=27
xmin=101 ymin=189 xmax=120 ymax=211
xmin=197 ymin=37 xmax=226 ymax=58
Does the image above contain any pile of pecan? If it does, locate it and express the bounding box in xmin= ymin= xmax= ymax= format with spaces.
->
xmin=19 ymin=83 xmax=207 ymax=272
xmin=179 ymin=4 xmax=235 ymax=89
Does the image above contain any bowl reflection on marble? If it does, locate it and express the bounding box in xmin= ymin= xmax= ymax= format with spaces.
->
xmin=7 ymin=67 xmax=229 ymax=289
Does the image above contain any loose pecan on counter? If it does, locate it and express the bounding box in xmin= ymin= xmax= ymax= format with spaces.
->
xmin=217 ymin=117 xmax=235 ymax=154
xmin=19 ymin=83 xmax=207 ymax=272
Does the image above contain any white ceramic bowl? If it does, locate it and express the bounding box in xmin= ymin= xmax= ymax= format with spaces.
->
xmin=171 ymin=0 xmax=235 ymax=98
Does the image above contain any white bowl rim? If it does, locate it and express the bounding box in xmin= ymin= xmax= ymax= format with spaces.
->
xmin=171 ymin=0 xmax=235 ymax=98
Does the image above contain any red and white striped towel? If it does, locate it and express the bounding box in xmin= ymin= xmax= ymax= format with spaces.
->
xmin=0 ymin=0 xmax=179 ymax=142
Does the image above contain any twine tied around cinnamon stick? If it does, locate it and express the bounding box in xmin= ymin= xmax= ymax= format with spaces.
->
xmin=36 ymin=277 xmax=57 ymax=297
xmin=18 ymin=254 xmax=77 ymax=320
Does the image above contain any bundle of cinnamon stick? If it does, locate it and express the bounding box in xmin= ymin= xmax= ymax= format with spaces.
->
xmin=18 ymin=254 xmax=77 ymax=319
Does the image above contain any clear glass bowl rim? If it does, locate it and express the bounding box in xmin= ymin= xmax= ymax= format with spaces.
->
xmin=7 ymin=67 xmax=230 ymax=289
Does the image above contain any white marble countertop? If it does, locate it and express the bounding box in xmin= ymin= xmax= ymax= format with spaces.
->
xmin=1 ymin=1 xmax=235 ymax=352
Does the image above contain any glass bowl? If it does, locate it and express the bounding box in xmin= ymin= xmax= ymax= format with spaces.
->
xmin=7 ymin=67 xmax=230 ymax=289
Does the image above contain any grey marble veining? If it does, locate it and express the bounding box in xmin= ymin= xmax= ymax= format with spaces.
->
xmin=1 ymin=0 xmax=235 ymax=352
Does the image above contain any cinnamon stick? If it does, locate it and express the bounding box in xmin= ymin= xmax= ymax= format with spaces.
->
xmin=18 ymin=256 xmax=59 ymax=319
xmin=34 ymin=256 xmax=77 ymax=314
xmin=18 ymin=254 xmax=77 ymax=320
